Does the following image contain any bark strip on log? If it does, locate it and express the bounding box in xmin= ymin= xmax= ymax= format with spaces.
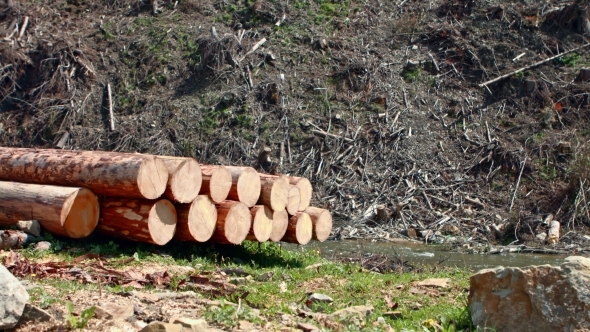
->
xmin=246 ymin=205 xmax=273 ymax=242
xmin=0 ymin=181 xmax=99 ymax=238
xmin=258 ymin=174 xmax=290 ymax=211
xmin=199 ymin=165 xmax=232 ymax=203
xmin=303 ymin=207 xmax=332 ymax=242
xmin=174 ymin=195 xmax=217 ymax=242
xmin=210 ymin=200 xmax=252 ymax=244
xmin=159 ymin=156 xmax=202 ymax=203
xmin=286 ymin=186 xmax=301 ymax=215
xmin=96 ymin=198 xmax=177 ymax=245
xmin=218 ymin=166 xmax=261 ymax=207
xmin=288 ymin=177 xmax=312 ymax=211
xmin=269 ymin=209 xmax=288 ymax=242
xmin=282 ymin=212 xmax=312 ymax=245
xmin=0 ymin=148 xmax=168 ymax=199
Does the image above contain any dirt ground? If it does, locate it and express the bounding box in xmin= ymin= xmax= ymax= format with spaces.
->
xmin=1 ymin=0 xmax=590 ymax=249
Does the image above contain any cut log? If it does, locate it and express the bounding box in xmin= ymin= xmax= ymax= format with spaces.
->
xmin=159 ymin=156 xmax=202 ymax=203
xmin=246 ymin=205 xmax=273 ymax=242
xmin=0 ymin=147 xmax=168 ymax=199
xmin=286 ymin=186 xmax=301 ymax=215
xmin=0 ymin=181 xmax=99 ymax=239
xmin=288 ymin=176 xmax=312 ymax=211
xmin=96 ymin=198 xmax=177 ymax=245
xmin=547 ymin=220 xmax=560 ymax=244
xmin=303 ymin=207 xmax=332 ymax=242
xmin=174 ymin=195 xmax=217 ymax=242
xmin=220 ymin=166 xmax=261 ymax=207
xmin=199 ymin=165 xmax=232 ymax=203
xmin=282 ymin=212 xmax=313 ymax=245
xmin=210 ymin=200 xmax=252 ymax=244
xmin=375 ymin=205 xmax=391 ymax=222
xmin=258 ymin=174 xmax=290 ymax=211
xmin=269 ymin=209 xmax=289 ymax=242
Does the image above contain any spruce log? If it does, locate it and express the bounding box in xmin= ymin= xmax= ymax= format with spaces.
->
xmin=0 ymin=147 xmax=168 ymax=199
xmin=282 ymin=212 xmax=312 ymax=245
xmin=174 ymin=195 xmax=217 ymax=242
xmin=258 ymin=174 xmax=290 ymax=211
xmin=269 ymin=209 xmax=288 ymax=242
xmin=0 ymin=181 xmax=99 ymax=238
xmin=96 ymin=198 xmax=177 ymax=245
xmin=159 ymin=156 xmax=202 ymax=203
xmin=218 ymin=166 xmax=261 ymax=207
xmin=304 ymin=207 xmax=332 ymax=242
xmin=246 ymin=205 xmax=273 ymax=242
xmin=547 ymin=220 xmax=560 ymax=244
xmin=210 ymin=200 xmax=252 ymax=244
xmin=286 ymin=186 xmax=301 ymax=215
xmin=200 ymin=165 xmax=232 ymax=203
xmin=289 ymin=177 xmax=312 ymax=211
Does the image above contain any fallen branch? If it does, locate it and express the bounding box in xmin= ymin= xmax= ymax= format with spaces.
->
xmin=311 ymin=129 xmax=354 ymax=143
xmin=107 ymin=83 xmax=115 ymax=131
xmin=509 ymin=155 xmax=527 ymax=211
xmin=17 ymin=16 xmax=29 ymax=40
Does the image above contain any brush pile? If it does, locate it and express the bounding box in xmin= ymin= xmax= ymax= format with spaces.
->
xmin=0 ymin=147 xmax=332 ymax=246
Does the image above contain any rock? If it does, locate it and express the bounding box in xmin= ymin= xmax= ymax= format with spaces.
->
xmin=256 ymin=271 xmax=274 ymax=281
xmin=468 ymin=256 xmax=590 ymax=332
xmin=94 ymin=302 xmax=134 ymax=321
xmin=170 ymin=317 xmax=208 ymax=331
xmin=415 ymin=278 xmax=450 ymax=288
xmin=383 ymin=311 xmax=402 ymax=319
xmin=328 ymin=305 xmax=373 ymax=327
xmin=536 ymin=232 xmax=547 ymax=242
xmin=0 ymin=265 xmax=29 ymax=329
xmin=33 ymin=241 xmax=51 ymax=251
xmin=229 ymin=277 xmax=247 ymax=285
xmin=16 ymin=220 xmax=41 ymax=237
xmin=305 ymin=263 xmax=324 ymax=270
xmin=307 ymin=293 xmax=333 ymax=304
xmin=140 ymin=321 xmax=183 ymax=332
xmin=238 ymin=320 xmax=255 ymax=330
xmin=13 ymin=304 xmax=54 ymax=328
xmin=296 ymin=322 xmax=320 ymax=331
xmin=221 ymin=268 xmax=249 ymax=277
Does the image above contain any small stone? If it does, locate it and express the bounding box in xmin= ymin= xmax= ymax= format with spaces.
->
xmin=376 ymin=317 xmax=385 ymax=324
xmin=16 ymin=220 xmax=41 ymax=237
xmin=16 ymin=304 xmax=54 ymax=324
xmin=305 ymin=263 xmax=324 ymax=270
xmin=256 ymin=271 xmax=274 ymax=281
xmin=134 ymin=320 xmax=148 ymax=330
xmin=307 ymin=293 xmax=333 ymax=304
xmin=415 ymin=278 xmax=451 ymax=288
xmin=329 ymin=305 xmax=373 ymax=327
xmin=222 ymin=268 xmax=249 ymax=277
xmin=383 ymin=311 xmax=403 ymax=319
xmin=296 ymin=322 xmax=320 ymax=331
xmin=536 ymin=232 xmax=547 ymax=242
xmin=412 ymin=302 xmax=423 ymax=310
xmin=229 ymin=277 xmax=247 ymax=285
xmin=238 ymin=320 xmax=255 ymax=330
xmin=33 ymin=241 xmax=51 ymax=251
xmin=94 ymin=302 xmax=134 ymax=321
xmin=169 ymin=317 xmax=208 ymax=331
xmin=140 ymin=321 xmax=183 ymax=332
xmin=0 ymin=265 xmax=29 ymax=329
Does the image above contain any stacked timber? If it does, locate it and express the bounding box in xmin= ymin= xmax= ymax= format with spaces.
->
xmin=0 ymin=147 xmax=333 ymax=246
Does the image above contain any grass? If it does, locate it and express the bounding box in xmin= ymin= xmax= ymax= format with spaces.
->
xmin=12 ymin=234 xmax=474 ymax=331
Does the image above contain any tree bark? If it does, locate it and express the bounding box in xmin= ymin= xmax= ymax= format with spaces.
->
xmin=0 ymin=181 xmax=99 ymax=238
xmin=286 ymin=186 xmax=301 ymax=215
xmin=199 ymin=165 xmax=232 ymax=203
xmin=209 ymin=200 xmax=252 ymax=244
xmin=269 ymin=209 xmax=288 ymax=242
xmin=547 ymin=220 xmax=560 ymax=244
xmin=0 ymin=147 xmax=168 ymax=199
xmin=282 ymin=212 xmax=312 ymax=245
xmin=258 ymin=174 xmax=290 ymax=211
xmin=159 ymin=156 xmax=202 ymax=204
xmin=288 ymin=176 xmax=312 ymax=211
xmin=96 ymin=198 xmax=177 ymax=245
xmin=304 ymin=207 xmax=332 ymax=242
xmin=216 ymin=166 xmax=261 ymax=207
xmin=174 ymin=195 xmax=217 ymax=242
xmin=246 ymin=205 xmax=273 ymax=242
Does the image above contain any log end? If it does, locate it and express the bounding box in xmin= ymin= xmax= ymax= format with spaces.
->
xmin=290 ymin=212 xmax=313 ymax=245
xmin=188 ymin=195 xmax=217 ymax=242
xmin=138 ymin=157 xmax=169 ymax=199
xmin=291 ymin=177 xmax=312 ymax=211
xmin=148 ymin=199 xmax=177 ymax=245
xmin=266 ymin=175 xmax=290 ymax=211
xmin=269 ymin=209 xmax=288 ymax=242
xmin=308 ymin=208 xmax=333 ymax=242
xmin=222 ymin=201 xmax=252 ymax=244
xmin=248 ymin=205 xmax=273 ymax=242
xmin=237 ymin=167 xmax=261 ymax=207
xmin=167 ymin=158 xmax=202 ymax=203
xmin=286 ymin=186 xmax=301 ymax=215
xmin=62 ymin=188 xmax=100 ymax=238
xmin=208 ymin=166 xmax=232 ymax=203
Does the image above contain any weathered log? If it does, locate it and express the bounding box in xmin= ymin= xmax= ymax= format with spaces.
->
xmin=0 ymin=147 xmax=168 ymax=199
xmin=245 ymin=205 xmax=273 ymax=242
xmin=0 ymin=181 xmax=99 ymax=238
xmin=96 ymin=198 xmax=177 ymax=245
xmin=303 ymin=207 xmax=332 ymax=242
xmin=258 ymin=174 xmax=290 ymax=211
xmin=375 ymin=205 xmax=391 ymax=222
xmin=286 ymin=186 xmax=301 ymax=215
xmin=574 ymin=68 xmax=590 ymax=83
xmin=199 ymin=165 xmax=232 ymax=203
xmin=174 ymin=195 xmax=217 ymax=242
xmin=288 ymin=176 xmax=312 ymax=211
xmin=159 ymin=156 xmax=202 ymax=203
xmin=219 ymin=166 xmax=261 ymax=207
xmin=210 ymin=200 xmax=252 ymax=244
xmin=282 ymin=212 xmax=312 ymax=245
xmin=547 ymin=220 xmax=560 ymax=244
xmin=269 ymin=209 xmax=289 ymax=242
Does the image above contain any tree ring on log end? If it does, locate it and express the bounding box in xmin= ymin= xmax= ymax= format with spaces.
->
xmin=148 ymin=199 xmax=177 ymax=245
xmin=224 ymin=202 xmax=252 ymax=244
xmin=189 ymin=195 xmax=217 ymax=242
xmin=169 ymin=158 xmax=202 ymax=203
xmin=237 ymin=168 xmax=261 ymax=207
xmin=137 ymin=157 xmax=169 ymax=199
xmin=62 ymin=188 xmax=100 ymax=238
xmin=314 ymin=209 xmax=332 ymax=242
xmin=295 ymin=212 xmax=313 ymax=245
xmin=250 ymin=205 xmax=273 ymax=242
xmin=269 ymin=209 xmax=288 ymax=242
xmin=209 ymin=167 xmax=232 ymax=203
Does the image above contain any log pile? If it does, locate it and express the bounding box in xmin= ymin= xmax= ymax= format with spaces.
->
xmin=0 ymin=147 xmax=332 ymax=246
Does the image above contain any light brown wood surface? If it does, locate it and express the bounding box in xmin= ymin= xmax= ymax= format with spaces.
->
xmin=304 ymin=207 xmax=332 ymax=242
xmin=286 ymin=186 xmax=301 ymax=215
xmin=218 ymin=166 xmax=261 ymax=207
xmin=199 ymin=165 xmax=232 ymax=203
xmin=258 ymin=174 xmax=290 ymax=211
xmin=269 ymin=209 xmax=289 ymax=242
xmin=210 ymin=200 xmax=252 ymax=244
xmin=174 ymin=195 xmax=217 ymax=242
xmin=159 ymin=156 xmax=202 ymax=203
xmin=282 ymin=212 xmax=312 ymax=245
xmin=246 ymin=205 xmax=273 ymax=242
xmin=288 ymin=176 xmax=312 ymax=211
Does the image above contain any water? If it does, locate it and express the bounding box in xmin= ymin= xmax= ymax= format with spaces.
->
xmin=289 ymin=239 xmax=569 ymax=271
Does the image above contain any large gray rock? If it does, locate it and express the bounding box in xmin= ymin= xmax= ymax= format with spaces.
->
xmin=468 ymin=256 xmax=590 ymax=332
xmin=0 ymin=265 xmax=29 ymax=329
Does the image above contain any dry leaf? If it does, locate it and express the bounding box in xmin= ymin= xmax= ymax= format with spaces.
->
xmin=384 ymin=295 xmax=399 ymax=309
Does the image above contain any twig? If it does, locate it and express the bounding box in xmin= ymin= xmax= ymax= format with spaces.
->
xmin=240 ymin=38 xmax=267 ymax=61
xmin=479 ymin=43 xmax=590 ymax=87
xmin=17 ymin=16 xmax=29 ymax=40
xmin=311 ymin=129 xmax=354 ymax=143
xmin=107 ymin=83 xmax=115 ymax=131
xmin=509 ymin=155 xmax=527 ymax=211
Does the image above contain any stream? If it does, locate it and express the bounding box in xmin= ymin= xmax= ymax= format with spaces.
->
xmin=288 ymin=239 xmax=569 ymax=271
